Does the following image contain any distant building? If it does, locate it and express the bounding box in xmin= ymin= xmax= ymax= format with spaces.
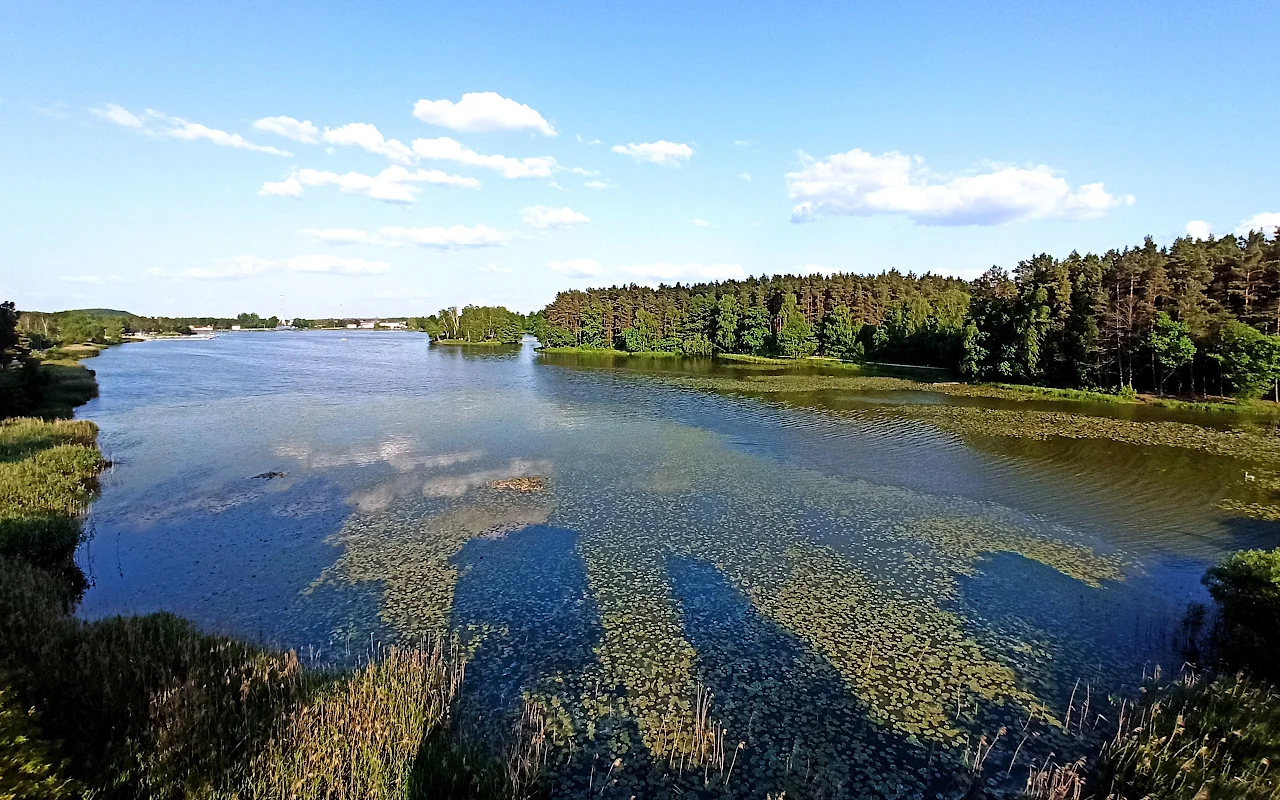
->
xmin=230 ymin=325 xmax=242 ymax=331
xmin=358 ymin=320 xmax=377 ymax=329
xmin=346 ymin=323 xmax=358 ymax=329
xmin=190 ymin=325 xmax=214 ymax=333
xmin=378 ymin=320 xmax=407 ymax=329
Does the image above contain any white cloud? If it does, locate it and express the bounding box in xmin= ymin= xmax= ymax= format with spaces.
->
xmin=259 ymin=176 xmax=305 ymax=197
xmin=547 ymin=259 xmax=604 ymax=277
xmin=618 ymin=262 xmax=746 ymax=284
xmin=301 ymin=228 xmax=372 ymax=245
xmin=1185 ymin=220 xmax=1213 ymax=240
xmin=584 ymin=180 xmax=612 ymax=190
xmin=411 ymin=136 xmax=557 ymax=179
xmin=92 ymin=103 xmax=142 ymax=128
xmin=377 ymin=225 xmax=515 ymax=249
xmin=1236 ymin=212 xmax=1280 ymax=236
xmin=95 ymin=105 xmax=292 ymax=155
xmin=253 ymin=116 xmax=320 ymax=144
xmin=692 ymin=218 xmax=713 ymax=228
xmin=611 ymin=140 xmax=694 ymax=166
xmin=739 ymin=172 xmax=752 ymax=182
xmin=523 ymin=205 xmax=590 ymax=229
xmin=324 ymin=122 xmax=416 ymax=164
xmin=176 ymin=254 xmax=391 ymax=280
xmin=413 ymin=92 xmax=556 ymax=136
xmin=786 ymin=148 xmax=1134 ymax=225
xmin=262 ymin=166 xmax=479 ymax=203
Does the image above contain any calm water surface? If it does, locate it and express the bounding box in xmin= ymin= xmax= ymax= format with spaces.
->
xmin=74 ymin=332 xmax=1280 ymax=798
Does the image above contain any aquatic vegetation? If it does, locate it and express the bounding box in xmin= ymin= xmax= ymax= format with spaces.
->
xmin=314 ymin=486 xmax=553 ymax=637
xmin=489 ymin=476 xmax=547 ymax=493
xmin=303 ymin=404 xmax=1137 ymax=796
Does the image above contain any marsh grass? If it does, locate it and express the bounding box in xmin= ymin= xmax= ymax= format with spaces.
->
xmin=0 ymin=418 xmax=104 ymax=568
xmin=31 ymin=363 xmax=100 ymax=419
xmin=1095 ymin=670 xmax=1280 ymax=800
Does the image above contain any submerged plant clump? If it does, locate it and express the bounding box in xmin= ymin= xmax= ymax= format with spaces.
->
xmin=312 ymin=486 xmax=553 ymax=638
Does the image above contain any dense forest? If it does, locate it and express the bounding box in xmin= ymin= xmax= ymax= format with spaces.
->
xmin=538 ymin=231 xmax=1280 ymax=398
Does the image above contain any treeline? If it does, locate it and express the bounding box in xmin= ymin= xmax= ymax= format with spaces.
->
xmin=410 ymin=306 xmax=528 ymax=344
xmin=16 ymin=310 xmax=290 ymax=346
xmin=538 ymin=230 xmax=1280 ymax=398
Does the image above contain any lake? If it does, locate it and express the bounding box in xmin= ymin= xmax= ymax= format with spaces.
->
xmin=74 ymin=331 xmax=1279 ymax=798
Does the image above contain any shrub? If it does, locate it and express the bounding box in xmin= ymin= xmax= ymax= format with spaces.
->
xmin=1203 ymin=548 xmax=1280 ymax=678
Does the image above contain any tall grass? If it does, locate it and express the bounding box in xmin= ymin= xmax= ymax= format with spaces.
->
xmin=0 ymin=418 xmax=104 ymax=569
xmin=1096 ymin=670 xmax=1280 ymax=800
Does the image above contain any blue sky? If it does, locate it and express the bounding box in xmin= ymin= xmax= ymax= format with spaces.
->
xmin=2 ymin=1 xmax=1277 ymax=316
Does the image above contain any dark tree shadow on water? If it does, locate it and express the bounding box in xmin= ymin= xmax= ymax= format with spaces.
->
xmin=408 ymin=524 xmax=615 ymax=798
xmin=447 ymin=524 xmax=604 ymax=722
xmin=667 ymin=557 xmax=965 ymax=800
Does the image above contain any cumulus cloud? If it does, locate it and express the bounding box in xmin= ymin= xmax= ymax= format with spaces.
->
xmin=692 ymin=218 xmax=713 ymax=228
xmin=584 ymin=180 xmax=612 ymax=190
xmin=1236 ymin=212 xmax=1280 ymax=236
xmin=739 ymin=172 xmax=752 ymax=182
xmin=786 ymin=148 xmax=1134 ymax=225
xmin=1185 ymin=220 xmax=1213 ymax=240
xmin=410 ymin=136 xmax=557 ymax=179
xmin=261 ymin=166 xmax=479 ymax=203
xmin=323 ymin=122 xmax=416 ymax=164
xmin=547 ymin=259 xmax=604 ymax=278
xmin=611 ymin=140 xmax=694 ymax=166
xmin=94 ymin=105 xmax=292 ymax=156
xmin=259 ymin=176 xmax=305 ymax=197
xmin=253 ymin=115 xmax=320 ymax=144
xmin=618 ymin=262 xmax=746 ymax=284
xmin=523 ymin=205 xmax=590 ymax=229
xmin=175 ymin=254 xmax=391 ymax=280
xmin=413 ymin=92 xmax=556 ymax=136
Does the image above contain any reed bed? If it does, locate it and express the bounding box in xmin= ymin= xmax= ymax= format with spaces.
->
xmin=1095 ymin=670 xmax=1280 ymax=800
xmin=244 ymin=642 xmax=476 ymax=800
xmin=0 ymin=417 xmax=103 ymax=568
